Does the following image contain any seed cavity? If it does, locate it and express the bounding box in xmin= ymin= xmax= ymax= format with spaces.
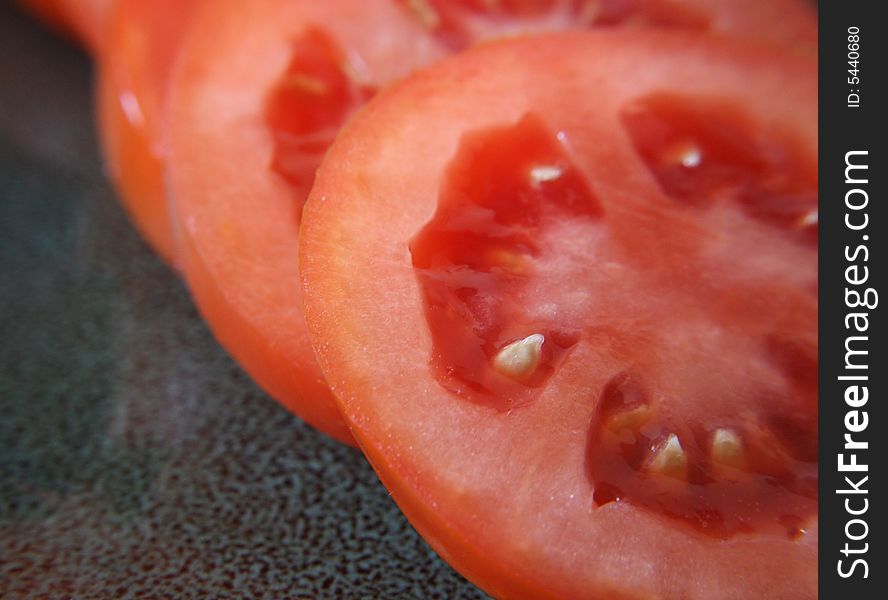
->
xmin=492 ymin=333 xmax=545 ymax=380
xmin=530 ymin=165 xmax=563 ymax=187
xmin=622 ymin=95 xmax=817 ymax=223
xmin=649 ymin=433 xmax=688 ymax=479
xmin=266 ymin=28 xmax=377 ymax=193
xmin=711 ymin=428 xmax=746 ymax=468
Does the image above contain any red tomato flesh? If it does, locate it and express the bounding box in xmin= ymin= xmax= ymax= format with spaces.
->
xmin=167 ymin=0 xmax=815 ymax=445
xmin=301 ymin=33 xmax=817 ymax=599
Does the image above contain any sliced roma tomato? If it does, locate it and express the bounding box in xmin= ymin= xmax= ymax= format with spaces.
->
xmin=300 ymin=32 xmax=817 ymax=599
xmin=97 ymin=0 xmax=195 ymax=267
xmin=167 ymin=0 xmax=815 ymax=445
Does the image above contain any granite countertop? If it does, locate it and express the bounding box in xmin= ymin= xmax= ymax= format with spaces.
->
xmin=0 ymin=3 xmax=486 ymax=597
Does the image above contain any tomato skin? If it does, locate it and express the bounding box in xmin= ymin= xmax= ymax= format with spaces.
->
xmin=301 ymin=32 xmax=816 ymax=599
xmin=97 ymin=0 xmax=193 ymax=268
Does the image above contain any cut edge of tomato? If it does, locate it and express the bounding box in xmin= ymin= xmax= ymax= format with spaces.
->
xmin=177 ymin=221 xmax=354 ymax=445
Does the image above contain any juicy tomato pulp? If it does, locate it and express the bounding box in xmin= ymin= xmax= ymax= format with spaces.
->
xmin=301 ymin=33 xmax=817 ymax=599
xmin=97 ymin=0 xmax=195 ymax=267
xmin=410 ymin=115 xmax=595 ymax=405
xmin=412 ymin=105 xmax=816 ymax=540
xmin=264 ymin=28 xmax=377 ymax=198
xmin=168 ymin=0 xmax=814 ymax=445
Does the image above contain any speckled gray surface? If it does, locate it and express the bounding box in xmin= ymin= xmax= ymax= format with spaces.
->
xmin=0 ymin=4 xmax=488 ymax=598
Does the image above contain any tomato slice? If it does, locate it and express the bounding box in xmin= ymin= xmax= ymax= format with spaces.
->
xmin=167 ymin=0 xmax=815 ymax=444
xmin=300 ymin=33 xmax=816 ymax=599
xmin=97 ymin=0 xmax=195 ymax=267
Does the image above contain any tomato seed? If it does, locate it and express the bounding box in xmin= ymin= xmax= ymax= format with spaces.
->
xmin=529 ymin=164 xmax=563 ymax=187
xmin=710 ymin=428 xmax=745 ymax=468
xmin=492 ymin=333 xmax=545 ymax=379
xmin=648 ymin=433 xmax=688 ymax=479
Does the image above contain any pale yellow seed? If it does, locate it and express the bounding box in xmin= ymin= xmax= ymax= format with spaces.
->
xmin=492 ymin=334 xmax=544 ymax=379
xmin=530 ymin=165 xmax=563 ymax=187
xmin=649 ymin=434 xmax=688 ymax=478
xmin=605 ymin=405 xmax=651 ymax=433
xmin=486 ymin=248 xmax=532 ymax=275
xmin=711 ymin=428 xmax=745 ymax=468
